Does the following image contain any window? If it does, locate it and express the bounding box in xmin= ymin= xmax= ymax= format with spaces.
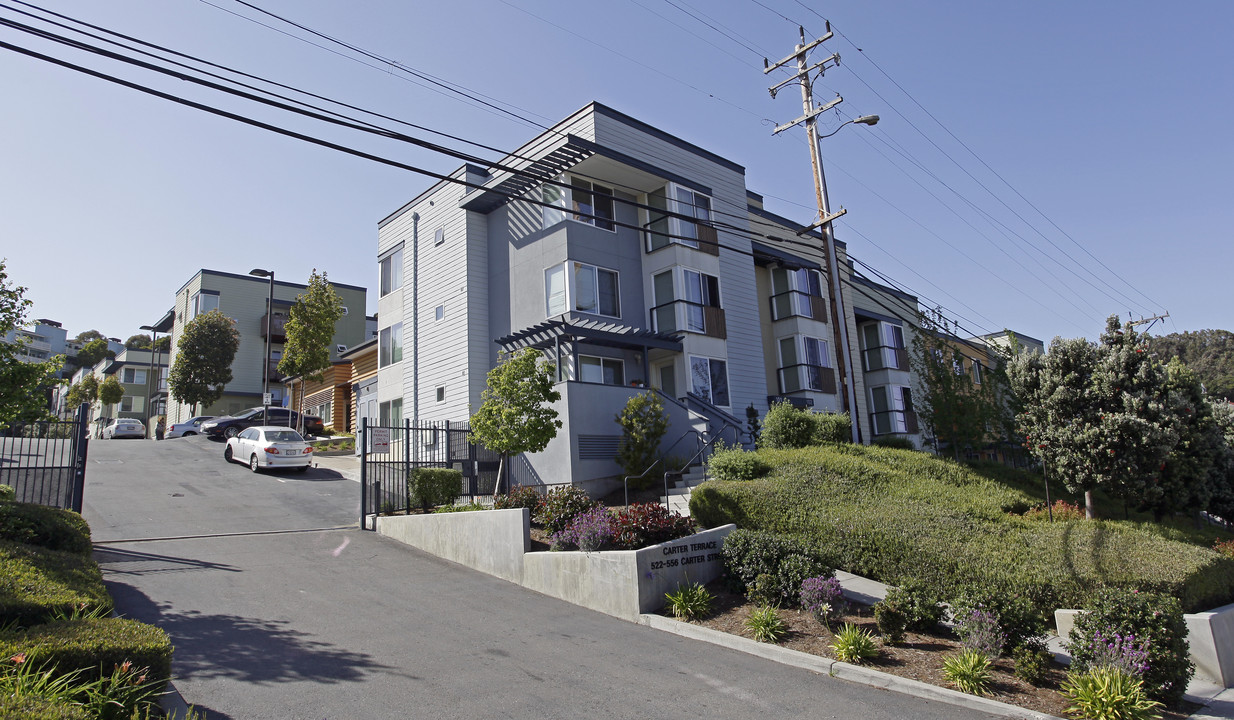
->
xmin=770 ymin=267 xmax=824 ymax=319
xmin=953 ymin=357 xmax=966 ymax=376
xmin=861 ymin=322 xmax=906 ymax=371
xmin=121 ymin=368 xmax=147 ymax=384
xmin=645 ymin=184 xmax=712 ymax=251
xmin=972 ymin=361 xmax=983 ymax=384
xmin=120 ymin=396 xmax=142 ymax=413
xmin=689 ymin=356 xmax=729 ymax=407
xmin=378 ymin=398 xmax=403 ymax=426
xmin=779 ymin=336 xmax=831 ymax=392
xmin=379 ymin=248 xmax=403 ymax=296
xmin=544 ymin=262 xmax=620 ymax=318
xmin=435 ymin=305 xmax=444 ymax=322
xmin=379 ymin=323 xmax=403 ymax=367
xmin=681 ymin=269 xmax=720 ymax=332
xmin=543 ymin=177 xmax=615 ymax=231
xmin=190 ymin=291 xmax=219 ymax=319
xmin=436 ymin=386 xmax=445 ymax=402
xmin=870 ymin=385 xmax=913 ymax=435
xmin=434 ymin=228 xmax=445 ymax=246
xmin=579 ymin=356 xmax=624 ymax=385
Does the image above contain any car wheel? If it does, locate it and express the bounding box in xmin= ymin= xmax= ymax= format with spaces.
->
xmin=250 ymin=454 xmax=260 ymax=472
xmin=224 ymin=426 xmax=240 ymax=439
xmin=223 ymin=446 xmax=233 ymax=462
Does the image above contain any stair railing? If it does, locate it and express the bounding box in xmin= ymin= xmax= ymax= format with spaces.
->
xmin=622 ymin=429 xmax=703 ymax=507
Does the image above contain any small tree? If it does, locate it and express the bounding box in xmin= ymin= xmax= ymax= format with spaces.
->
xmin=0 ymin=260 xmax=63 ymax=423
xmin=168 ymin=309 xmax=240 ymax=416
xmin=278 ymin=270 xmax=344 ymax=431
xmin=761 ymin=401 xmax=815 ymax=449
xmin=615 ymin=391 xmax=669 ymax=486
xmin=73 ymin=329 xmax=104 ymax=344
xmin=99 ymin=375 xmax=124 ymax=411
xmin=1143 ymin=359 xmax=1221 ymax=521
xmin=65 ymin=373 xmax=99 ymax=411
xmin=74 ymin=337 xmax=114 ymax=370
xmin=469 ymin=348 xmax=562 ymax=494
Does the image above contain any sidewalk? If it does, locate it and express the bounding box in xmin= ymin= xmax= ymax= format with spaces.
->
xmin=310 ymin=451 xmax=360 ymax=482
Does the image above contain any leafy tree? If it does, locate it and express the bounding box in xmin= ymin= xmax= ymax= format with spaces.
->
xmin=470 ymin=348 xmax=562 ymax=494
xmin=278 ymin=270 xmax=344 ymax=430
xmin=1140 ymin=359 xmax=1222 ymax=521
xmin=74 ymin=337 xmax=114 ymax=369
xmin=168 ymin=309 xmax=240 ymax=416
xmin=910 ymin=308 xmax=1014 ymax=459
xmin=153 ymin=335 xmax=171 ymax=353
xmin=1206 ymin=399 xmax=1234 ymax=522
xmin=72 ymin=329 xmax=104 ymax=344
xmin=65 ymin=373 xmax=99 ymax=410
xmin=1009 ymin=316 xmax=1176 ymax=518
xmin=615 ymin=391 xmax=669 ymax=486
xmin=99 ymin=375 xmax=124 ymax=409
xmin=124 ymin=333 xmax=152 ymax=350
xmin=1149 ymin=329 xmax=1234 ymax=401
xmin=0 ymin=260 xmax=63 ymax=423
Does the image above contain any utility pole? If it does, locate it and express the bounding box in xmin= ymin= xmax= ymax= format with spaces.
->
xmin=765 ymin=24 xmax=865 ymax=444
xmin=1127 ymin=312 xmax=1170 ymax=332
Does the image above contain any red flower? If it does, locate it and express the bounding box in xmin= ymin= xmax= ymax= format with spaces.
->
xmin=9 ymin=653 xmax=25 ymax=665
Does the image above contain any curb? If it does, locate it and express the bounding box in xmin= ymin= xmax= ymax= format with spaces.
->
xmin=638 ymin=614 xmax=1064 ymax=720
xmin=160 ymin=680 xmax=193 ymax=719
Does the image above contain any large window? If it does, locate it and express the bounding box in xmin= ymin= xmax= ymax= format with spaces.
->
xmin=121 ymin=368 xmax=147 ymax=384
xmin=579 ymin=355 xmax=624 ymax=385
xmin=542 ymin=176 xmax=615 ymax=231
xmin=379 ymin=323 xmax=403 ymax=367
xmin=543 ymin=262 xmax=620 ymax=318
xmin=378 ymin=398 xmax=403 ymax=427
xmin=653 ymin=268 xmax=719 ymax=333
xmin=190 ymin=291 xmax=219 ymax=319
xmin=779 ymin=335 xmax=831 ymax=392
xmin=861 ymin=322 xmax=907 ymax=371
xmin=120 ymin=396 xmax=143 ymax=413
xmin=689 ymin=356 xmax=730 ymax=407
xmin=645 ymin=184 xmax=713 ymax=251
xmin=870 ymin=385 xmax=914 ymax=435
xmin=770 ymin=267 xmax=824 ymax=320
xmin=379 ymin=247 xmax=403 ymax=296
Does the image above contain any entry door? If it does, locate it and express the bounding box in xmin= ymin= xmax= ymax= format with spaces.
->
xmin=355 ymin=388 xmax=377 ymax=455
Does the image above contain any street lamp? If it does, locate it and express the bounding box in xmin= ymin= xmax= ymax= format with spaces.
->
xmin=817 ymin=114 xmax=879 ymax=139
xmin=139 ymin=324 xmax=159 ymax=438
xmin=249 ymin=268 xmax=274 ymax=426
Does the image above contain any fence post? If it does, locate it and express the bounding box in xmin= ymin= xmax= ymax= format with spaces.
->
xmin=359 ymin=416 xmax=368 ymax=530
xmin=70 ymin=403 xmax=90 ymax=513
xmin=404 ymin=417 xmax=412 ymax=514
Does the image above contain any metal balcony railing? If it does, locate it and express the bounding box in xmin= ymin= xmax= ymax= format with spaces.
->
xmin=650 ymin=300 xmax=726 ymax=339
xmin=862 ymin=345 xmax=909 ymax=372
xmin=777 ymin=364 xmax=837 ymax=395
xmin=769 ymin=290 xmax=827 ymax=322
xmin=259 ymin=312 xmax=288 ymax=341
xmin=869 ymin=409 xmax=919 ymax=436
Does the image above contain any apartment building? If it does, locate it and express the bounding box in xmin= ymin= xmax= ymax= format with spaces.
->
xmin=164 ymin=269 xmax=368 ymax=423
xmin=377 ymin=102 xmax=887 ymax=491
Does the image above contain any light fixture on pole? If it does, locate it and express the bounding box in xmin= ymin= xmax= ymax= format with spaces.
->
xmin=249 ymin=269 xmax=275 ymax=426
xmin=139 ymin=324 xmax=159 ymax=437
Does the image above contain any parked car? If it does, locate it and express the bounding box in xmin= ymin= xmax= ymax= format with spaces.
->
xmin=102 ymin=418 xmax=146 ymax=439
xmin=223 ymin=426 xmax=313 ymax=472
xmin=202 ymin=407 xmax=324 ymax=439
xmin=165 ymin=416 xmax=214 ymax=439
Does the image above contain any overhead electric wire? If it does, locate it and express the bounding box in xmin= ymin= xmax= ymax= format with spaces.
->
xmin=661 ymin=0 xmax=768 ymax=58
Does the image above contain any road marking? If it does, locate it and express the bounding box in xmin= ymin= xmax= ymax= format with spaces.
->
xmin=93 ymin=525 xmax=356 ymax=545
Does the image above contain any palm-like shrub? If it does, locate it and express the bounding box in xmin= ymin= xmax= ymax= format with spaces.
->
xmin=1062 ymin=666 xmax=1163 ymax=720
xmin=831 ymin=623 xmax=879 ymax=664
xmin=942 ymin=649 xmax=993 ymax=696
xmin=744 ymin=606 xmax=787 ymax=643
xmin=664 ymin=582 xmax=714 ymax=621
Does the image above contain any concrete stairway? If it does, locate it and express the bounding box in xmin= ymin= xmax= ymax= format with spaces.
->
xmin=661 ymin=465 xmax=706 ymax=516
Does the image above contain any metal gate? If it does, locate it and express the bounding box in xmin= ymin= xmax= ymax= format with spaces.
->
xmin=0 ymin=404 xmax=90 ymax=512
xmin=359 ymin=419 xmax=503 ymax=528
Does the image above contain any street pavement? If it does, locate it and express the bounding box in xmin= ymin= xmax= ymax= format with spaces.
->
xmin=83 ymin=436 xmax=1006 ymax=720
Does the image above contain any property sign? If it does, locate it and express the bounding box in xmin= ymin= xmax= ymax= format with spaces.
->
xmin=370 ymin=427 xmax=390 ymax=452
xmin=262 ymin=392 xmax=273 ymax=406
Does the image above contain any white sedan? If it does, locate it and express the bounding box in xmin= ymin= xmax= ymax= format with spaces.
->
xmin=223 ymin=426 xmax=313 ymax=473
xmin=103 ymin=418 xmax=146 ymax=439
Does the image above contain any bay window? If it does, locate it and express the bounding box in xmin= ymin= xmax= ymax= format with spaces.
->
xmin=689 ymin=355 xmax=730 ymax=407
xmin=544 ymin=262 xmax=619 ymax=318
xmin=645 ymin=184 xmax=713 ymax=252
xmin=542 ymin=176 xmax=615 ymax=231
xmin=770 ymin=267 xmax=824 ymax=320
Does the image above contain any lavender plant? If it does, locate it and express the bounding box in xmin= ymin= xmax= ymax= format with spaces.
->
xmin=1087 ymin=626 xmax=1152 ymax=676
xmin=552 ymin=506 xmax=615 ymax=551
xmin=955 ymin=608 xmax=1007 ymax=659
xmin=800 ymin=575 xmax=847 ymax=628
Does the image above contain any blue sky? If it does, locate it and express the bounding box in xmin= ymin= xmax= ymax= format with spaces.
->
xmin=1 ymin=0 xmax=1230 ymax=346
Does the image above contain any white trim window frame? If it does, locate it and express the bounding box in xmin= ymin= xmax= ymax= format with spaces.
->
xmin=578 ymin=355 xmax=625 ymax=385
xmin=544 ymin=262 xmax=620 ymax=319
xmin=190 ymin=291 xmax=219 ymax=319
xmin=542 ymin=175 xmax=615 ymax=232
xmin=379 ymin=247 xmax=403 ymax=296
xmin=644 ymin=183 xmax=712 ymax=252
xmin=689 ymin=354 xmax=730 ymax=408
xmin=770 ymin=267 xmax=824 ymax=319
xmin=379 ymin=323 xmax=403 ymax=367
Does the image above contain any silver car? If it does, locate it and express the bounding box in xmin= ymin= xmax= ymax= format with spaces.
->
xmin=103 ymin=418 xmax=146 ymax=439
xmin=223 ymin=426 xmax=313 ymax=472
xmin=166 ymin=416 xmax=214 ymax=439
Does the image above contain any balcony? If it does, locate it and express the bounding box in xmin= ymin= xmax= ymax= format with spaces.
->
xmin=769 ymin=291 xmax=828 ymax=322
xmin=650 ymin=300 xmax=726 ymax=339
xmin=643 ymin=221 xmax=720 ymax=255
xmin=870 ymin=409 xmax=920 ymax=436
xmin=267 ymin=360 xmax=285 ymax=383
xmin=259 ymin=312 xmax=288 ymax=342
xmin=777 ymin=364 xmax=837 ymax=395
xmin=862 ymin=345 xmax=910 ymax=372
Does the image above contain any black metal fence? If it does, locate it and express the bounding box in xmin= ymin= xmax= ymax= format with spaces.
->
xmin=360 ymin=419 xmax=514 ymax=528
xmin=0 ymin=404 xmax=89 ymax=512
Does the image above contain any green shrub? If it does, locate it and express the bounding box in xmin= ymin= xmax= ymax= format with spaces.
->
xmin=689 ymin=443 xmax=1234 ymax=615
xmin=1214 ymin=538 xmax=1234 ymax=559
xmin=760 ymin=402 xmax=816 ymax=449
xmin=615 ymin=391 xmax=668 ymax=488
xmin=951 ymin=591 xmax=1046 ymax=653
xmin=831 ymin=623 xmax=879 ymax=663
xmin=942 ymin=649 xmax=993 ymax=696
xmin=871 ymin=435 xmax=915 ymax=450
xmin=493 ymin=485 xmax=543 ymax=512
xmin=720 ymin=529 xmax=829 ymax=607
xmin=706 ymin=446 xmax=771 ymax=482
xmin=1068 ymin=588 xmax=1193 ymax=705
xmin=0 ymin=692 xmax=91 ymax=719
xmin=873 ymin=600 xmax=907 ymax=644
xmin=0 ymin=504 xmax=91 ymax=556
xmin=884 ymin=578 xmax=944 ymax=632
xmin=1062 ymin=666 xmax=1163 ymax=720
xmin=534 ymin=486 xmax=600 ymax=534
xmin=407 ymin=468 xmax=462 ymax=512
xmin=811 ymin=412 xmax=851 ymax=444
xmin=0 ymin=542 xmax=110 ymax=627
xmin=76 ymin=659 xmax=164 ymax=720
xmin=432 ymin=502 xmax=487 ymax=513
xmin=1012 ymin=638 xmax=1053 ymax=686
xmin=0 ymin=486 xmax=14 ymax=502
xmin=744 ymin=606 xmax=787 ymax=643
xmin=0 ymin=618 xmax=172 ymax=690
xmin=664 ymin=582 xmax=713 ymax=621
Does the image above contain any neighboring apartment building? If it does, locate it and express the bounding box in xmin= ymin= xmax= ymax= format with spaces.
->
xmin=163 ymin=269 xmax=368 ymax=423
xmin=377 ymin=102 xmax=890 ymax=492
xmin=849 ymin=272 xmax=926 ymax=447
xmin=100 ymin=348 xmax=168 ymax=429
xmin=3 ymin=318 xmax=68 ymax=365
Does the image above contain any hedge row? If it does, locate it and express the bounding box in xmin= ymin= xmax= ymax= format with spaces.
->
xmin=0 ymin=694 xmax=91 ymax=720
xmin=0 ymin=503 xmax=92 ymax=556
xmin=0 ymin=617 xmax=173 ymax=690
xmin=690 ymin=444 xmax=1234 ymax=613
xmin=407 ymin=468 xmax=463 ymax=511
xmin=0 ymin=541 xmax=111 ymax=627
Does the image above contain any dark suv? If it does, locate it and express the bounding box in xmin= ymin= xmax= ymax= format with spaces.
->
xmin=201 ymin=407 xmax=325 ymax=439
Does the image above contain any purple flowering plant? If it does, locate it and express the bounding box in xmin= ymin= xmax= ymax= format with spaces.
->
xmin=955 ymin=608 xmax=1007 ymax=659
xmin=1088 ymin=626 xmax=1151 ymax=676
xmin=552 ymin=506 xmax=616 ymax=552
xmin=800 ymin=575 xmax=847 ymax=627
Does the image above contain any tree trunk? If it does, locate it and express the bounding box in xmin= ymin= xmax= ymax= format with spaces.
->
xmin=1085 ymin=490 xmax=1095 ymax=519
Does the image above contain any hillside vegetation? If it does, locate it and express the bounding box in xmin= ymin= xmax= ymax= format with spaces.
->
xmin=691 ymin=444 xmax=1234 ymax=613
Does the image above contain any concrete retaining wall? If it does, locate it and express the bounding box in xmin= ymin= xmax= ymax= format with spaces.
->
xmin=1056 ymin=605 xmax=1234 ymax=688
xmin=376 ymin=509 xmax=733 ymax=621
